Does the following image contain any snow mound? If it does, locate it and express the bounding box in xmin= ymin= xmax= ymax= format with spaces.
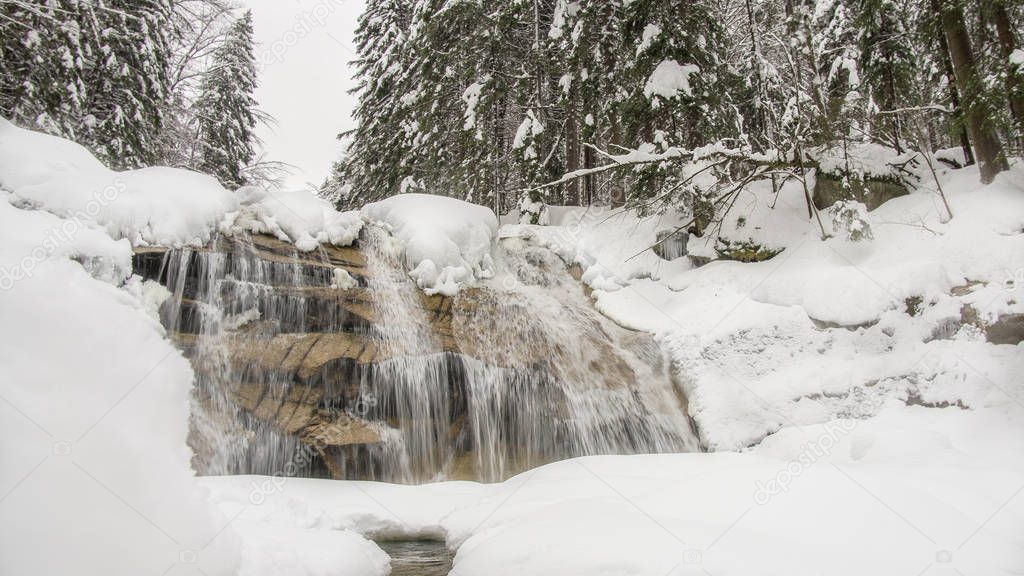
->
xmin=0 ymin=193 xmax=240 ymax=574
xmin=0 ymin=118 xmax=238 ymax=247
xmin=362 ymin=193 xmax=498 ymax=295
xmin=810 ymin=141 xmax=914 ymax=179
xmin=232 ymin=186 xmax=362 ymax=251
xmin=235 ymin=522 xmax=389 ymax=576
xmin=440 ymin=407 xmax=1024 ymax=576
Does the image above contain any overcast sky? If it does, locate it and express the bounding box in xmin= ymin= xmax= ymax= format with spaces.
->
xmin=242 ymin=0 xmax=366 ymax=190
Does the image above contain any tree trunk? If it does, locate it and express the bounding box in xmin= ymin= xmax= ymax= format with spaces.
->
xmin=745 ymin=0 xmax=766 ymax=150
xmin=583 ymin=143 xmax=595 ymax=205
xmin=932 ymin=15 xmax=975 ymax=164
xmin=991 ymin=1 xmax=1024 ymax=142
xmin=564 ymin=112 xmax=581 ymax=205
xmin=938 ymin=0 xmax=1008 ymax=183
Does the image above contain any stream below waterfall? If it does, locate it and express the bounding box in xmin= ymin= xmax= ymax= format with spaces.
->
xmin=134 ymin=224 xmax=698 ymax=483
xmin=376 ymin=540 xmax=453 ymax=576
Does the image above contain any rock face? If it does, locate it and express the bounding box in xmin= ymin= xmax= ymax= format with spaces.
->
xmin=136 ymin=231 xmax=696 ymax=482
xmin=813 ymin=173 xmax=908 ymax=210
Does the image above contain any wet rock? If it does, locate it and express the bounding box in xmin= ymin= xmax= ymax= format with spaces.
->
xmin=986 ymin=313 xmax=1024 ymax=345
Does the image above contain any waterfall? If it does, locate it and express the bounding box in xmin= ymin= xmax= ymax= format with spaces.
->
xmin=137 ymin=227 xmax=697 ymax=483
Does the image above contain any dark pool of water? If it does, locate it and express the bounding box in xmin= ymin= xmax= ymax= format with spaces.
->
xmin=377 ymin=540 xmax=453 ymax=576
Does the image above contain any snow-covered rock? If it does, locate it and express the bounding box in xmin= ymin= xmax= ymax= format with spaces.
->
xmin=362 ymin=193 xmax=498 ymax=295
xmin=231 ymin=186 xmax=362 ymax=251
xmin=0 ymin=118 xmax=361 ymax=253
xmin=0 ymin=117 xmax=238 ymax=247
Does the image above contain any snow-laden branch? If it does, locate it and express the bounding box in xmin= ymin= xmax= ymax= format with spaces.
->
xmin=518 ymin=142 xmax=785 ymax=194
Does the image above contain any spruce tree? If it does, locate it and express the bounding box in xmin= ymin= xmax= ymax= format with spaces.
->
xmin=857 ymin=0 xmax=916 ymax=152
xmin=84 ymin=0 xmax=174 ymax=168
xmin=195 ymin=10 xmax=258 ymax=189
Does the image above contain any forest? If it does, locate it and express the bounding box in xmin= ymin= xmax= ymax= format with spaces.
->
xmin=327 ymin=0 xmax=1022 ymax=228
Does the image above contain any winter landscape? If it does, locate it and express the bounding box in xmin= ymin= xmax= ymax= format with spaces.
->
xmin=1 ymin=0 xmax=1023 ymax=575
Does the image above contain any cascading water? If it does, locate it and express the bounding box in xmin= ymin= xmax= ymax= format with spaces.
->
xmin=138 ymin=226 xmax=697 ymax=484
xmin=451 ymin=235 xmax=697 ymax=480
xmin=139 ymin=234 xmax=341 ymax=476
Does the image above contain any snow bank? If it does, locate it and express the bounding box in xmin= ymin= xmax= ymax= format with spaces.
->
xmin=0 ymin=118 xmax=237 ymax=247
xmin=362 ymin=193 xmax=498 ymax=295
xmin=235 ymin=522 xmax=389 ymax=576
xmin=0 ymin=193 xmax=240 ymax=575
xmin=232 ymin=186 xmax=362 ymax=251
xmin=440 ymin=406 xmax=1023 ymax=576
xmin=0 ymin=119 xmax=361 ymax=253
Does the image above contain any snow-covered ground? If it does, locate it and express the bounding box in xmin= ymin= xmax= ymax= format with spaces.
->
xmin=204 ymin=404 xmax=1023 ymax=575
xmin=2 ymin=119 xmax=1022 ymax=575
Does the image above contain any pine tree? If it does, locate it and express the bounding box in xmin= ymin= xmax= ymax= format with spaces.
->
xmin=1 ymin=0 xmax=174 ymax=168
xmin=84 ymin=0 xmax=174 ymax=168
xmin=341 ymin=0 xmax=414 ymax=207
xmin=195 ymin=10 xmax=258 ymax=188
xmin=857 ymin=0 xmax=916 ymax=152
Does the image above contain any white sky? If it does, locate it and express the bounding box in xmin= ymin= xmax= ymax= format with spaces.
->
xmin=242 ymin=0 xmax=366 ymax=190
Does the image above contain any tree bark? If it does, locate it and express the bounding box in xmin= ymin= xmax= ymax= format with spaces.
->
xmin=564 ymin=111 xmax=581 ymax=205
xmin=933 ymin=7 xmax=975 ymax=165
xmin=938 ymin=0 xmax=1008 ymax=183
xmin=991 ymin=1 xmax=1024 ymax=141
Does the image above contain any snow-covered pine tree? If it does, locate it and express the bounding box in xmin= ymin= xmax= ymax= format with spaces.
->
xmin=857 ymin=0 xmax=916 ymax=152
xmin=195 ymin=9 xmax=258 ymax=189
xmin=340 ymin=0 xmax=414 ymax=208
xmin=0 ymin=0 xmax=92 ymax=140
xmin=82 ymin=0 xmax=174 ymax=168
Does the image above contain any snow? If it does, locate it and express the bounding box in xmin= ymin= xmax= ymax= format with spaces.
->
xmin=0 ymin=193 xmax=241 ymax=575
xmin=201 ymin=403 xmax=1024 ymax=576
xmin=637 ymin=23 xmax=661 ymax=55
xmin=643 ymin=60 xmax=699 ymax=102
xmin=0 ymin=118 xmax=361 ymax=252
xmin=462 ymin=78 xmax=487 ymax=132
xmin=1010 ymin=48 xmax=1023 ymax=67
xmin=232 ymin=186 xmax=362 ymax=251
xmin=234 ymin=522 xmax=389 ymax=576
xmin=512 ymin=110 xmax=544 ymax=161
xmin=440 ymin=406 xmax=1024 ymax=576
xmin=0 ymin=117 xmax=237 ymax=247
xmin=501 ymin=205 xmax=690 ymax=292
xmin=361 ymin=193 xmax=498 ymax=295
